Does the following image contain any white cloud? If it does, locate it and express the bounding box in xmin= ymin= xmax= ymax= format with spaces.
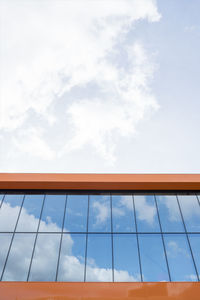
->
xmin=92 ymin=201 xmax=109 ymax=225
xmin=0 ymin=0 xmax=161 ymax=163
xmin=134 ymin=196 xmax=157 ymax=225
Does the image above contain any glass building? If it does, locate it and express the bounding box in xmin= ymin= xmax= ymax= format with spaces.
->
xmin=0 ymin=173 xmax=200 ymax=299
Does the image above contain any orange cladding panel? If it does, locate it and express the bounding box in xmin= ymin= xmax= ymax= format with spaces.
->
xmin=0 ymin=282 xmax=200 ymax=300
xmin=1 ymin=173 xmax=200 ymax=190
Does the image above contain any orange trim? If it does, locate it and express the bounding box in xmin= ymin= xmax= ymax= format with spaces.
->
xmin=0 ymin=173 xmax=200 ymax=190
xmin=0 ymin=282 xmax=199 ymax=300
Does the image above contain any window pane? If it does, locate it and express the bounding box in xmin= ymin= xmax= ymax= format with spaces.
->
xmin=113 ymin=234 xmax=140 ymax=281
xmin=0 ymin=194 xmax=4 ymax=207
xmin=156 ymin=195 xmax=184 ymax=232
xmin=189 ymin=234 xmax=200 ymax=278
xmin=39 ymin=195 xmax=66 ymax=232
xmin=29 ymin=233 xmax=61 ymax=281
xmin=0 ymin=195 xmax=24 ymax=231
xmin=2 ymin=233 xmax=35 ymax=281
xmin=178 ymin=195 xmax=200 ymax=232
xmin=112 ymin=195 xmax=135 ymax=232
xmin=165 ymin=234 xmax=197 ymax=281
xmin=134 ymin=195 xmax=160 ymax=232
xmin=139 ymin=234 xmax=169 ymax=281
xmin=16 ymin=195 xmax=44 ymax=232
xmin=58 ymin=234 xmax=86 ymax=281
xmin=0 ymin=234 xmax=12 ymax=277
xmin=64 ymin=195 xmax=88 ymax=232
xmin=86 ymin=234 xmax=112 ymax=281
xmin=88 ymin=196 xmax=111 ymax=232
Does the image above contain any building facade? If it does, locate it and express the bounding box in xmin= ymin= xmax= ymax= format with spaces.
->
xmin=0 ymin=173 xmax=200 ymax=299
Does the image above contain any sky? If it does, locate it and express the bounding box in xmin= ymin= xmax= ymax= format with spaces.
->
xmin=0 ymin=0 xmax=200 ymax=173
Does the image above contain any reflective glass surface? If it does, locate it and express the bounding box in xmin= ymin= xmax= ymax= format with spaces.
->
xmin=189 ymin=234 xmax=200 ymax=278
xmin=0 ymin=194 xmax=4 ymax=207
xmin=178 ymin=195 xmax=200 ymax=232
xmin=16 ymin=195 xmax=44 ymax=232
xmin=156 ymin=195 xmax=184 ymax=232
xmin=88 ymin=195 xmax=111 ymax=232
xmin=29 ymin=234 xmax=61 ymax=281
xmin=86 ymin=234 xmax=112 ymax=281
xmin=64 ymin=195 xmax=88 ymax=232
xmin=164 ymin=234 xmax=198 ymax=281
xmin=139 ymin=234 xmax=169 ymax=281
xmin=39 ymin=195 xmax=65 ymax=232
xmin=2 ymin=233 xmax=35 ymax=281
xmin=0 ymin=234 xmax=12 ymax=278
xmin=0 ymin=192 xmax=199 ymax=282
xmin=134 ymin=195 xmax=160 ymax=232
xmin=113 ymin=234 xmax=140 ymax=281
xmin=58 ymin=234 xmax=86 ymax=281
xmin=112 ymin=195 xmax=135 ymax=232
xmin=0 ymin=194 xmax=24 ymax=231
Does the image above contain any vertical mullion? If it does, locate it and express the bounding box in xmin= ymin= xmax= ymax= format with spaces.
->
xmin=55 ymin=194 xmax=68 ymax=281
xmin=111 ymin=194 xmax=114 ymax=282
xmin=132 ymin=195 xmax=142 ymax=282
xmin=0 ymin=194 xmax=6 ymax=210
xmin=154 ymin=195 xmax=171 ymax=282
xmin=84 ymin=194 xmax=90 ymax=282
xmin=0 ymin=194 xmax=25 ymax=281
xmin=27 ymin=194 xmax=46 ymax=281
xmin=176 ymin=194 xmax=200 ymax=281
xmin=196 ymin=194 xmax=200 ymax=207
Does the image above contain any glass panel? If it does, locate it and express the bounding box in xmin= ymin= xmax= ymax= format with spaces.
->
xmin=178 ymin=195 xmax=200 ymax=232
xmin=0 ymin=195 xmax=24 ymax=231
xmin=86 ymin=234 xmax=112 ymax=281
xmin=0 ymin=234 xmax=12 ymax=277
xmin=156 ymin=195 xmax=184 ymax=232
xmin=88 ymin=195 xmax=111 ymax=232
xmin=113 ymin=234 xmax=140 ymax=281
xmin=112 ymin=195 xmax=135 ymax=232
xmin=39 ymin=195 xmax=65 ymax=232
xmin=58 ymin=234 xmax=86 ymax=281
xmin=165 ymin=234 xmax=198 ymax=281
xmin=64 ymin=195 xmax=88 ymax=232
xmin=29 ymin=233 xmax=61 ymax=281
xmin=139 ymin=234 xmax=169 ymax=281
xmin=2 ymin=233 xmax=35 ymax=281
xmin=134 ymin=195 xmax=160 ymax=232
xmin=189 ymin=234 xmax=200 ymax=278
xmin=0 ymin=194 xmax=4 ymax=207
xmin=16 ymin=195 xmax=44 ymax=232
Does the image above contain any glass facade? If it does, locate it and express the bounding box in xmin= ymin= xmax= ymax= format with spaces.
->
xmin=0 ymin=192 xmax=200 ymax=282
